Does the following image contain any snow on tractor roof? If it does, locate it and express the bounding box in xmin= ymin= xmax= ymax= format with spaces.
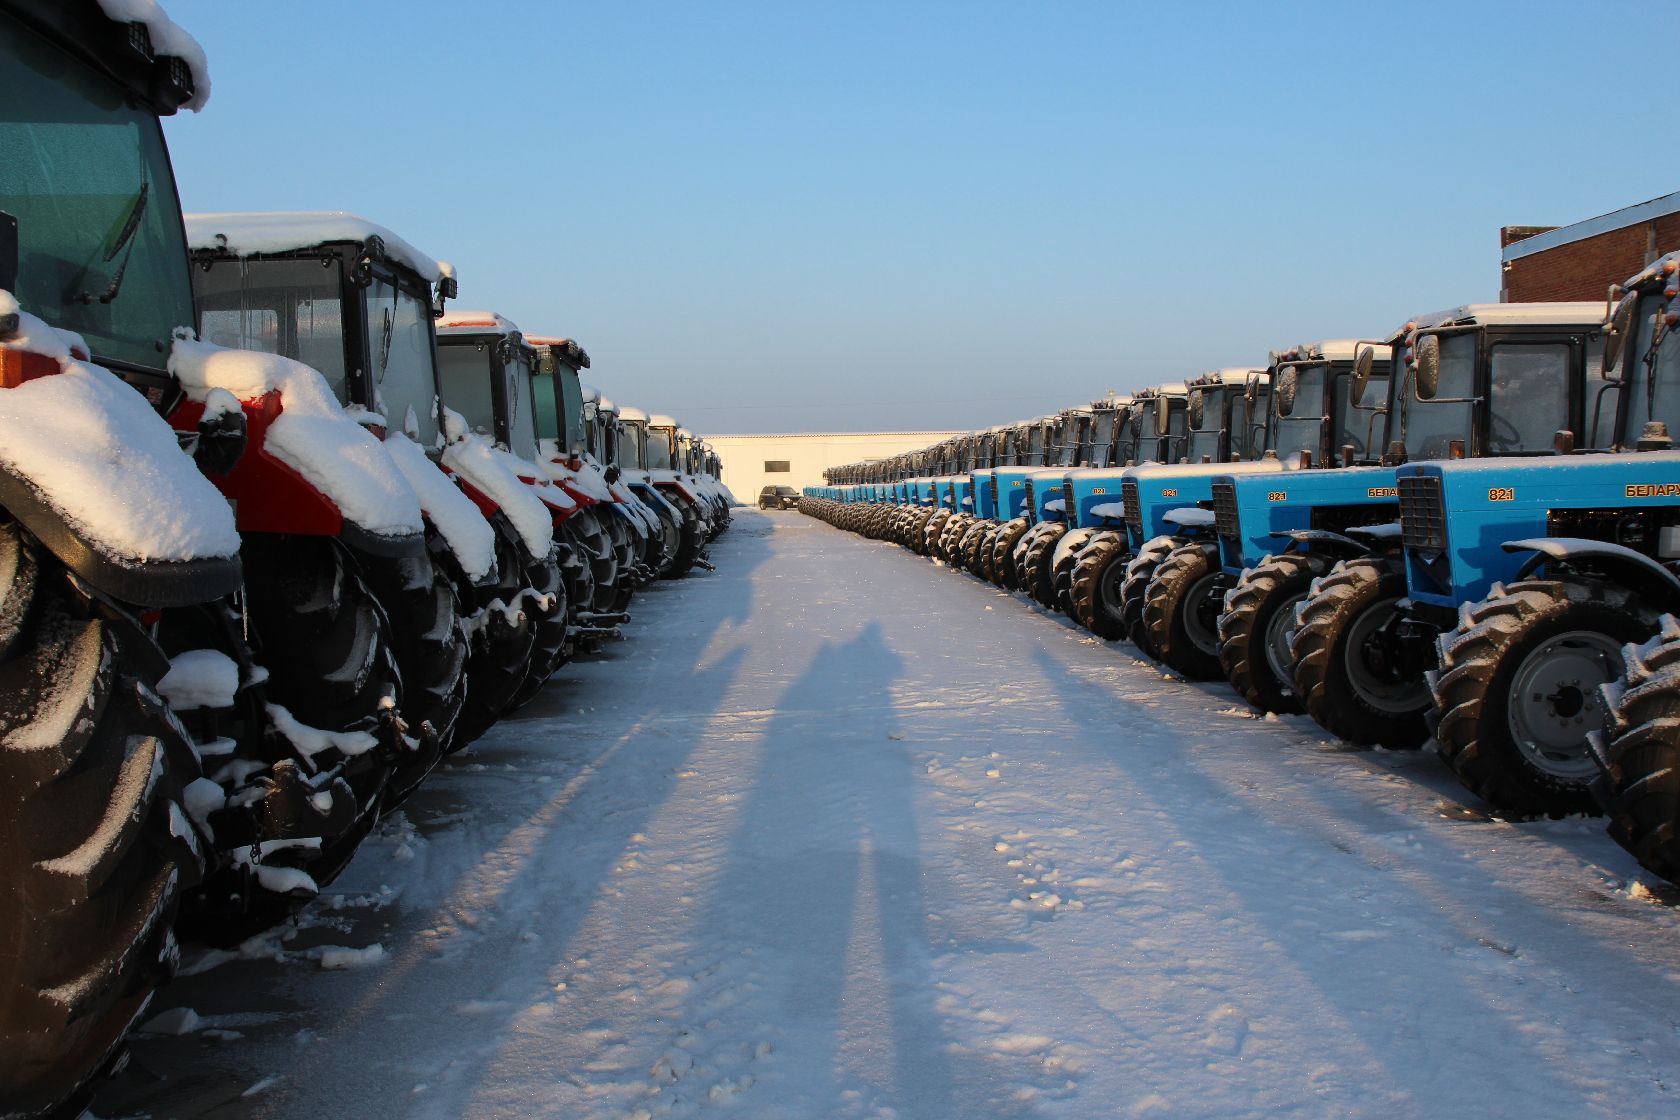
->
xmin=524 ymin=335 xmax=591 ymax=368
xmin=617 ymin=406 xmax=649 ymax=423
xmin=437 ymin=310 xmax=521 ymax=337
xmin=183 ymin=212 xmax=452 ymax=283
xmin=581 ymin=384 xmax=600 ymax=402
xmin=597 ymin=395 xmax=618 ymax=414
xmin=1187 ymin=367 xmax=1262 ymax=387
xmin=649 ymin=414 xmax=680 ymax=429
xmin=97 ymin=0 xmax=212 ymax=111
xmin=1134 ymin=382 xmax=1188 ymax=397
xmin=1272 ymin=339 xmax=1377 ymax=365
xmin=1392 ymin=302 xmax=1606 ymax=341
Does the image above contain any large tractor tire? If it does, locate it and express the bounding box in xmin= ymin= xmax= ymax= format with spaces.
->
xmin=989 ymin=518 xmax=1031 ymax=589
xmin=1290 ymin=555 xmax=1429 ymax=749
xmin=1217 ymin=550 xmax=1330 ymax=715
xmin=0 ymin=524 xmax=206 ymax=1119
xmin=1052 ymin=527 xmax=1097 ymax=615
xmin=1142 ymin=541 xmax=1225 ymax=680
xmin=1430 ymin=578 xmax=1656 ymax=817
xmin=1596 ymin=617 xmax=1680 ymax=883
xmin=923 ymin=509 xmax=953 ymax=558
xmin=1068 ymin=532 xmax=1131 ymax=640
xmin=906 ymin=509 xmax=936 ymax=556
xmin=957 ymin=520 xmax=989 ymax=576
xmin=455 ymin=521 xmax=540 ymax=747
xmin=1020 ymin=522 xmax=1068 ymax=608
xmin=507 ymin=546 xmax=571 ymax=710
xmin=361 ymin=539 xmax=468 ymax=801
xmin=1120 ymin=536 xmax=1177 ymax=654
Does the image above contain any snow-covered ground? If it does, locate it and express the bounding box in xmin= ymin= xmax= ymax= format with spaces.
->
xmin=99 ymin=510 xmax=1680 ymax=1119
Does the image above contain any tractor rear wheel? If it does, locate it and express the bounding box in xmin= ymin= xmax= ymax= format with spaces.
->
xmin=0 ymin=525 xmax=206 ymax=1119
xmin=507 ymin=546 xmax=570 ymax=710
xmin=1020 ymin=522 xmax=1067 ymax=608
xmin=1120 ymin=536 xmax=1177 ymax=654
xmin=1431 ymin=578 xmax=1655 ymax=817
xmin=1068 ymin=532 xmax=1130 ymax=640
xmin=1290 ymin=555 xmax=1428 ymax=748
xmin=456 ymin=520 xmax=539 ymax=747
xmin=1597 ymin=617 xmax=1680 ymax=882
xmin=1218 ymin=551 xmax=1328 ymax=714
xmin=1142 ymin=541 xmax=1225 ymax=680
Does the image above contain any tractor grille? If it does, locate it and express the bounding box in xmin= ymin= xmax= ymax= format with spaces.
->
xmin=990 ymin=475 xmax=999 ymax=509
xmin=1121 ymin=480 xmax=1142 ymax=533
xmin=1062 ymin=481 xmax=1076 ymax=526
xmin=1024 ymin=478 xmax=1036 ymax=513
xmin=1398 ymin=474 xmax=1447 ymax=553
xmin=1212 ymin=480 xmax=1240 ymax=540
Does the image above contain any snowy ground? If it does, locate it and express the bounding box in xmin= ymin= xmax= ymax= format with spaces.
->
xmin=98 ymin=509 xmax=1680 ymax=1119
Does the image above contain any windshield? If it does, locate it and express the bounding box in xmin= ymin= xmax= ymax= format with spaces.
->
xmin=647 ymin=428 xmax=674 ymax=469
xmin=364 ymin=275 xmax=440 ymax=445
xmin=1114 ymin=409 xmax=1140 ymax=465
xmin=1486 ymin=341 xmax=1571 ymax=454
xmin=1622 ymin=293 xmax=1680 ymax=443
xmin=1186 ymin=388 xmax=1226 ymax=462
xmin=1087 ymin=411 xmax=1116 ymax=464
xmin=0 ymin=18 xmax=197 ymax=372
xmin=530 ymin=359 xmax=559 ymax=444
xmin=1332 ymin=367 xmax=1388 ymax=462
xmin=622 ymin=422 xmax=647 ymax=469
xmin=438 ymin=340 xmax=497 ymax=440
xmin=1401 ymin=332 xmax=1475 ymax=461
xmin=557 ymin=367 xmax=585 ymax=453
xmin=1271 ymin=363 xmax=1327 ymax=463
xmin=503 ymin=348 xmax=538 ymax=459
xmin=195 ymin=256 xmax=349 ymax=399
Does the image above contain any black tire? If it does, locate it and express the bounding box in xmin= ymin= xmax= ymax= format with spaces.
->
xmin=906 ymin=509 xmax=935 ymax=555
xmin=1053 ymin=528 xmax=1096 ymax=615
xmin=1597 ymin=617 xmax=1680 ymax=882
xmin=923 ymin=509 xmax=952 ymax=557
xmin=1291 ymin=555 xmax=1429 ymax=748
xmin=1218 ymin=551 xmax=1329 ymax=714
xmin=990 ymin=518 xmax=1030 ymax=589
xmin=1068 ymin=532 xmax=1130 ymax=640
xmin=957 ymin=520 xmax=990 ymax=575
xmin=360 ymin=537 xmax=468 ymax=802
xmin=1020 ymin=523 xmax=1068 ymax=608
xmin=1120 ymin=536 xmax=1177 ymax=653
xmin=456 ymin=519 xmax=539 ymax=747
xmin=1142 ymin=541 xmax=1226 ymax=680
xmin=1430 ymin=578 xmax=1656 ymax=817
xmin=0 ymin=524 xmax=206 ymax=1118
xmin=507 ymin=546 xmax=569 ymax=711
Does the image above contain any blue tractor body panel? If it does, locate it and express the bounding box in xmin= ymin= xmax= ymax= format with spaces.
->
xmin=1025 ymin=469 xmax=1070 ymax=524
xmin=1118 ymin=459 xmax=1285 ymax=549
xmin=1067 ymin=467 xmax=1131 ymax=530
xmin=1213 ymin=465 xmax=1401 ymax=574
xmin=971 ymin=469 xmax=998 ymax=519
xmin=990 ymin=467 xmax=1036 ymax=520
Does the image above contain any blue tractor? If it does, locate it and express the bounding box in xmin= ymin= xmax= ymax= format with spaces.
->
xmin=956 ymin=431 xmax=1003 ymax=575
xmin=1047 ymin=394 xmax=1135 ymax=612
xmin=1015 ymin=407 xmax=1095 ymax=607
xmin=1285 ymin=303 xmax=1622 ymax=793
xmin=986 ymin=416 xmax=1058 ymax=588
xmin=1211 ymin=341 xmax=1396 ymax=713
xmin=1063 ymin=384 xmax=1190 ymax=637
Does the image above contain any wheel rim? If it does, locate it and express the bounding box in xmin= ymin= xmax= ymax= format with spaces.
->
xmin=1099 ymin=556 xmax=1127 ymax=617
xmin=1263 ymin=592 xmax=1308 ymax=690
xmin=1342 ymin=597 xmax=1429 ymax=713
xmin=1505 ymin=629 xmax=1623 ymax=781
xmin=1183 ymin=571 xmax=1223 ymax=655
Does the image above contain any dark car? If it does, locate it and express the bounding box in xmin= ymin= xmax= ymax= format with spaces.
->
xmin=759 ymin=485 xmax=800 ymax=510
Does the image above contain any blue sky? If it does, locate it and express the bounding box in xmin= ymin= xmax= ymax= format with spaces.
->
xmin=163 ymin=1 xmax=1678 ymax=435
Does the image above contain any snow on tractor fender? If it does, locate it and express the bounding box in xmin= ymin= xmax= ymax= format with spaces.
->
xmin=168 ymin=331 xmax=423 ymax=549
xmin=438 ymin=408 xmax=556 ymax=559
xmin=380 ymin=432 xmax=497 ymax=583
xmin=0 ymin=298 xmax=240 ymax=604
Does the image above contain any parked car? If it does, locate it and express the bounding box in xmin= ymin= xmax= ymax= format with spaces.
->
xmin=759 ymin=485 xmax=800 ymax=509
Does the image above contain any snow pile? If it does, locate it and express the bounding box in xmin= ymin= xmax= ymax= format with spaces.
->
xmin=1087 ymin=501 xmax=1127 ymax=520
xmin=158 ymin=649 xmax=240 ymax=711
xmin=182 ymin=213 xmax=449 ymax=284
xmin=0 ymin=299 xmax=239 ymax=562
xmin=439 ymin=408 xmax=553 ymax=557
xmin=381 ymin=434 xmax=495 ymax=581
xmin=95 ymin=0 xmax=211 ymax=110
xmin=538 ymin=438 xmax=614 ymax=502
xmin=169 ymin=332 xmax=423 ymax=539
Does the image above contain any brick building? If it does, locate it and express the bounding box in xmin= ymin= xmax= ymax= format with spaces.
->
xmin=1501 ymin=191 xmax=1680 ymax=302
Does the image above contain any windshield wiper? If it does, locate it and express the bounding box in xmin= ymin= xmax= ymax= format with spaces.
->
xmin=72 ymin=176 xmax=149 ymax=306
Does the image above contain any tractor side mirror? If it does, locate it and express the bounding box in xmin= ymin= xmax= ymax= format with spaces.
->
xmin=1188 ymin=389 xmax=1205 ymax=430
xmin=1276 ymin=366 xmax=1298 ymax=416
xmin=433 ymin=273 xmax=458 ymax=319
xmin=1351 ymin=345 xmax=1374 ymax=405
xmin=0 ymin=210 xmax=17 ymax=297
xmin=1414 ymin=334 xmax=1441 ymax=400
xmin=1155 ymin=395 xmax=1170 ymax=431
xmin=1604 ymin=293 xmax=1636 ymax=374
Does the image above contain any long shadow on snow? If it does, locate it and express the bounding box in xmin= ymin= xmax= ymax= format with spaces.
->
xmin=1024 ymin=638 xmax=1680 ymax=1111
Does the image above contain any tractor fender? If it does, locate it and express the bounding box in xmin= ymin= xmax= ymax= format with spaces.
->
xmin=1269 ymin=528 xmax=1371 ymax=560
xmin=1162 ymin=507 xmax=1216 ymax=529
xmin=1506 ymin=537 xmax=1680 ymax=614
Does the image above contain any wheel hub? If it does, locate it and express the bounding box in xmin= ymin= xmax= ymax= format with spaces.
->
xmin=1506 ymin=629 xmax=1623 ymax=780
xmin=1264 ymin=592 xmax=1309 ymax=691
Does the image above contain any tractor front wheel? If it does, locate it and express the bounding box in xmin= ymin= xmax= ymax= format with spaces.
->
xmin=1068 ymin=532 xmax=1130 ymax=640
xmin=1120 ymin=536 xmax=1177 ymax=654
xmin=1217 ymin=551 xmax=1329 ymax=714
xmin=1142 ymin=541 xmax=1225 ymax=680
xmin=1597 ymin=617 xmax=1680 ymax=882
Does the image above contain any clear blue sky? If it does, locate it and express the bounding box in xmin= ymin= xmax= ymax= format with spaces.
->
xmin=163 ymin=0 xmax=1678 ymax=435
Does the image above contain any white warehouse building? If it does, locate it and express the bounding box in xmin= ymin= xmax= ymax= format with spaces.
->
xmin=708 ymin=431 xmax=965 ymax=502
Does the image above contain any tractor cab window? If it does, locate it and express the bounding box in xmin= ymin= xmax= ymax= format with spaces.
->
xmin=502 ymin=348 xmax=539 ymax=460
xmin=1114 ymin=408 xmax=1141 ymax=465
xmin=622 ymin=423 xmax=647 ymax=469
xmin=529 ymin=357 xmax=559 ymax=444
xmin=1186 ymin=388 xmax=1227 ymax=462
xmin=1583 ymin=335 xmax=1618 ymax=450
xmin=1087 ymin=411 xmax=1116 ymax=465
xmin=1332 ymin=368 xmax=1388 ymax=462
xmin=0 ymin=20 xmax=197 ymax=373
xmin=1270 ymin=363 xmax=1327 ymax=464
xmin=557 ymin=367 xmax=586 ymax=453
xmin=1400 ymin=332 xmax=1475 ymax=461
xmin=1622 ymin=295 xmax=1680 ymax=443
xmin=1487 ymin=342 xmax=1570 ymax=454
xmin=364 ymin=275 xmax=440 ymax=446
xmin=438 ymin=341 xmax=497 ymax=441
xmin=1235 ymin=384 xmax=1270 ymax=459
xmin=647 ymin=429 xmax=674 ymax=470
xmin=195 ymin=257 xmax=350 ymax=400
xmin=1026 ymin=427 xmax=1045 ymax=464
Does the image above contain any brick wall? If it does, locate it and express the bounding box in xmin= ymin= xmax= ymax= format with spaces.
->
xmin=1503 ymin=213 xmax=1680 ymax=302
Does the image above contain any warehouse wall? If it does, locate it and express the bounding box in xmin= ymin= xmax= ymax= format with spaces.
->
xmin=708 ymin=432 xmax=965 ymax=502
xmin=1502 ymin=193 xmax=1680 ymax=302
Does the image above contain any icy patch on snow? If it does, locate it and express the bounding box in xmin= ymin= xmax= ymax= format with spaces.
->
xmin=169 ymin=333 xmax=422 ymax=539
xmin=382 ymin=433 xmax=495 ymax=581
xmin=0 ymin=302 xmax=240 ymax=562
xmin=158 ymin=649 xmax=240 ymax=711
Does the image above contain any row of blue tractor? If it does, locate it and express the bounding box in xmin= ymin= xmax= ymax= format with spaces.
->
xmin=803 ymin=274 xmax=1680 ymax=891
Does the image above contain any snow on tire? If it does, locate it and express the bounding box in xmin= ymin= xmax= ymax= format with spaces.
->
xmin=1020 ymin=522 xmax=1067 ymax=608
xmin=1142 ymin=540 xmax=1225 ymax=680
xmin=1068 ymin=531 xmax=1130 ymax=640
xmin=989 ymin=518 xmax=1030 ymax=589
xmin=1430 ymin=578 xmax=1656 ymax=818
xmin=1120 ymin=535 xmax=1177 ymax=654
xmin=1217 ymin=551 xmax=1328 ymax=715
